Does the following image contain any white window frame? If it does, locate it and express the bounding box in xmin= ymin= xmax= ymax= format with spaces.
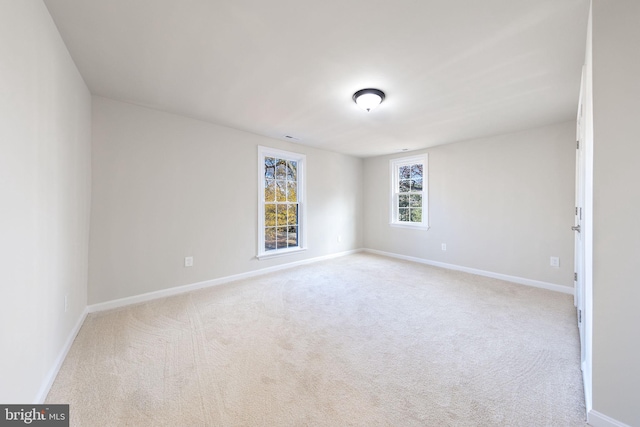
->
xmin=257 ymin=146 xmax=307 ymax=259
xmin=390 ymin=154 xmax=429 ymax=230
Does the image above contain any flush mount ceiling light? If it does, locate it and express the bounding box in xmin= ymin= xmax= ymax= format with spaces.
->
xmin=353 ymin=88 xmax=385 ymax=112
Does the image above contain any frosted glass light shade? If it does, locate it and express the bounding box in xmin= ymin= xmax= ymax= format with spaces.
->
xmin=353 ymin=88 xmax=385 ymax=112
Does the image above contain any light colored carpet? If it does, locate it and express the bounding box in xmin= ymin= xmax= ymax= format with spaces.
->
xmin=46 ymin=253 xmax=586 ymax=426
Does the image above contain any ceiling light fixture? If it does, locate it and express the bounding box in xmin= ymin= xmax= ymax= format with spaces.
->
xmin=353 ymin=88 xmax=385 ymax=112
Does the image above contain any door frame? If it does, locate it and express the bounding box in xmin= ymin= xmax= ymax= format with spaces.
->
xmin=576 ymin=59 xmax=594 ymax=415
xmin=575 ymin=67 xmax=586 ymax=371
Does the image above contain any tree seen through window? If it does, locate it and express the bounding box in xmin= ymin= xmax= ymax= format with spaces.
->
xmin=264 ymin=157 xmax=298 ymax=251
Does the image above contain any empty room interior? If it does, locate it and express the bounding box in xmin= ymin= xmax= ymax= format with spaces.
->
xmin=1 ymin=0 xmax=639 ymax=426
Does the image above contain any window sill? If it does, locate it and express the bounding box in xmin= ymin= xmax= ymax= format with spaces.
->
xmin=390 ymin=222 xmax=430 ymax=231
xmin=257 ymin=247 xmax=307 ymax=260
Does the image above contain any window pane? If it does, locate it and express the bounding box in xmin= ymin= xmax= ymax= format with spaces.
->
xmin=287 ymin=181 xmax=297 ymax=202
xmin=287 ymin=204 xmax=298 ymax=225
xmin=411 ymin=208 xmax=422 ymax=222
xmin=287 ymin=161 xmax=297 ymax=181
xmin=411 ymin=164 xmax=423 ymax=179
xmin=260 ymin=149 xmax=305 ymax=257
xmin=390 ymin=156 xmax=427 ymax=228
xmin=265 ymin=228 xmax=276 ymax=251
xmin=265 ymin=157 xmax=276 ymax=179
xmin=287 ymin=226 xmax=298 ymax=247
xmin=276 ymin=159 xmax=287 ymax=179
xmin=276 ymin=180 xmax=286 ymax=202
xmin=277 ymin=204 xmax=287 ymax=226
xmin=276 ymin=227 xmax=287 ymax=249
xmin=265 ymin=204 xmax=276 ymax=227
xmin=265 ymin=179 xmax=275 ymax=202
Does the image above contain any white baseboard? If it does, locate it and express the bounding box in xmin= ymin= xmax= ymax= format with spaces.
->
xmin=88 ymin=249 xmax=363 ymax=313
xmin=35 ymin=307 xmax=88 ymax=403
xmin=363 ymin=248 xmax=574 ymax=295
xmin=588 ymin=410 xmax=632 ymax=427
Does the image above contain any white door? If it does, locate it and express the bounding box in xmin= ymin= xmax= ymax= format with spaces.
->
xmin=574 ymin=66 xmax=586 ymax=370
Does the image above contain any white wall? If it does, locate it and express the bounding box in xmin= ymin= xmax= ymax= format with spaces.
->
xmin=0 ymin=0 xmax=91 ymax=403
xmin=89 ymin=97 xmax=362 ymax=304
xmin=363 ymin=122 xmax=576 ymax=288
xmin=591 ymin=1 xmax=640 ymax=425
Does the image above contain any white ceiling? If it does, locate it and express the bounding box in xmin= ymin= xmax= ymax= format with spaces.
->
xmin=44 ymin=0 xmax=590 ymax=157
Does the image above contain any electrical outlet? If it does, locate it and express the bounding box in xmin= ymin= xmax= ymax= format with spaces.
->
xmin=550 ymin=256 xmax=560 ymax=267
xmin=185 ymin=256 xmax=194 ymax=267
xmin=441 ymin=243 xmax=447 ymax=251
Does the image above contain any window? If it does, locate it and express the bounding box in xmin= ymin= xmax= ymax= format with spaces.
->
xmin=258 ymin=146 xmax=306 ymax=258
xmin=390 ymin=154 xmax=428 ymax=229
